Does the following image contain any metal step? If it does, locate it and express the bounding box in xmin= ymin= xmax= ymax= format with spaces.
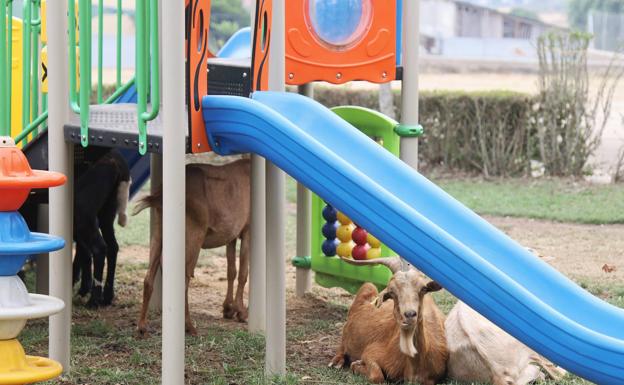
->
xmin=63 ymin=104 xmax=189 ymax=154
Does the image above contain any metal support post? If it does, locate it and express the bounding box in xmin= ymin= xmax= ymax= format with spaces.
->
xmin=295 ymin=84 xmax=313 ymax=297
xmin=400 ymin=0 xmax=420 ymax=170
xmin=265 ymin=0 xmax=286 ymax=376
xmin=161 ymin=0 xmax=186 ymax=383
xmin=47 ymin=0 xmax=73 ymax=370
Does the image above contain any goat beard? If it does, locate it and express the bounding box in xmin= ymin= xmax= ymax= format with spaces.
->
xmin=399 ymin=326 xmax=418 ymax=357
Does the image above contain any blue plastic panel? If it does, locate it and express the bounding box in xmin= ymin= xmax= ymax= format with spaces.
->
xmin=0 ymin=212 xmax=65 ymax=276
xmin=201 ymin=92 xmax=624 ymax=384
xmin=217 ymin=27 xmax=252 ymax=59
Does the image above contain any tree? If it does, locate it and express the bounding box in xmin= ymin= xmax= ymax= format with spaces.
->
xmin=209 ymin=0 xmax=250 ymax=52
xmin=568 ymin=0 xmax=624 ymax=30
xmin=510 ymin=8 xmax=540 ymax=21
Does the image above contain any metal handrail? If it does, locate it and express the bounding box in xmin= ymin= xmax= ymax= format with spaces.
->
xmin=1 ymin=1 xmax=156 ymax=151
xmin=136 ymin=0 xmax=160 ymax=155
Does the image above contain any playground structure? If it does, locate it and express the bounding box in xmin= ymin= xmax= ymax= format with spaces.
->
xmin=0 ymin=137 xmax=65 ymax=384
xmin=1 ymin=1 xmax=624 ymax=385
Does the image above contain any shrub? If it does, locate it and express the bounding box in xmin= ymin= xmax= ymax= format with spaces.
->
xmin=314 ymin=87 xmax=535 ymax=177
xmin=534 ymin=31 xmax=624 ymax=176
xmin=418 ymin=91 xmax=534 ymax=177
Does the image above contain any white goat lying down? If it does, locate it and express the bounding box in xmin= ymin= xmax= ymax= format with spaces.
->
xmin=446 ymin=301 xmax=567 ymax=385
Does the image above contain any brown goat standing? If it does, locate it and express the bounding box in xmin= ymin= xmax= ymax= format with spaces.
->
xmin=134 ymin=159 xmax=250 ymax=335
xmin=330 ymin=257 xmax=448 ymax=385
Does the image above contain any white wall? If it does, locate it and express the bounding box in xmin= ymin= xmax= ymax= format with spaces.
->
xmin=420 ymin=0 xmax=457 ymax=39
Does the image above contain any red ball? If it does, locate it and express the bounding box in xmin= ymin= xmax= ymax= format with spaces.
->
xmin=352 ymin=244 xmax=370 ymax=260
xmin=352 ymin=227 xmax=368 ymax=245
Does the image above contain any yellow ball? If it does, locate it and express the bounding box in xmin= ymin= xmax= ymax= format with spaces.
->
xmin=337 ymin=241 xmax=355 ymax=258
xmin=336 ymin=224 xmax=355 ymax=242
xmin=337 ymin=211 xmax=352 ymax=225
xmin=367 ymin=233 xmax=381 ymax=248
xmin=366 ymin=247 xmax=381 ymax=260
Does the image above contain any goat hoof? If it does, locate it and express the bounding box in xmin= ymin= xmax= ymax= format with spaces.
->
xmin=236 ymin=308 xmax=248 ymax=323
xmin=86 ymin=298 xmax=100 ymax=308
xmin=77 ymin=285 xmax=90 ymax=297
xmin=137 ymin=326 xmax=150 ymax=338
xmin=223 ymin=304 xmax=236 ymax=320
xmin=186 ymin=324 xmax=198 ymax=336
xmin=329 ymin=354 xmax=345 ymax=369
xmin=350 ymin=360 xmax=364 ymax=372
xmin=102 ymin=291 xmax=114 ymax=306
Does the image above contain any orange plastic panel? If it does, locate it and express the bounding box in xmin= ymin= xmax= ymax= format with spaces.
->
xmin=0 ymin=141 xmax=66 ymax=211
xmin=285 ymin=0 xmax=396 ymax=85
xmin=251 ymin=0 xmax=273 ymax=91
xmin=186 ymin=0 xmax=212 ymax=153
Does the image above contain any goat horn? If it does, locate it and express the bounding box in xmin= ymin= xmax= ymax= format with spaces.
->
xmin=340 ymin=256 xmax=402 ymax=274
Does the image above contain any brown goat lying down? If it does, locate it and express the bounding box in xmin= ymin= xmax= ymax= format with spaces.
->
xmin=330 ymin=257 xmax=448 ymax=385
xmin=133 ymin=159 xmax=250 ymax=335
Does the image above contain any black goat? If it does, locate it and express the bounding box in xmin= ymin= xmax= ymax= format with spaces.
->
xmin=72 ymin=149 xmax=131 ymax=307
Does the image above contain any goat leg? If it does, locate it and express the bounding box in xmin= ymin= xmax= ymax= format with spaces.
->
xmin=100 ymin=225 xmax=119 ymax=306
xmin=138 ymin=232 xmax=162 ymax=335
xmin=350 ymin=359 xmax=385 ymax=384
xmin=86 ymin=233 xmax=107 ymax=308
xmin=223 ymin=239 xmax=237 ymax=320
xmin=234 ymin=230 xmax=250 ymax=322
xmin=329 ymin=343 xmax=347 ymax=369
xmin=76 ymin=243 xmax=92 ymax=297
xmin=185 ymin=275 xmax=198 ymax=336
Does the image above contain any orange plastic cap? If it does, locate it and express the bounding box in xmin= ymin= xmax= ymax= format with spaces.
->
xmin=0 ymin=138 xmax=66 ymax=211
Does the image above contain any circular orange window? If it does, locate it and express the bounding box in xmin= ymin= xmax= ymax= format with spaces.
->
xmin=305 ymin=0 xmax=373 ymax=50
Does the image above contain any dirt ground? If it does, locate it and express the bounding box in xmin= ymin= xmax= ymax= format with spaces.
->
xmin=46 ymin=213 xmax=622 ymax=384
xmin=119 ymin=214 xmax=624 ymax=330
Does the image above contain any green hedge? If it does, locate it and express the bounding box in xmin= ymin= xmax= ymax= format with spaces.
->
xmin=314 ymin=88 xmax=536 ymax=177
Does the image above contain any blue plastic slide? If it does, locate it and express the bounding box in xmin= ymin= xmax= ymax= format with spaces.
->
xmin=201 ymin=92 xmax=624 ymax=384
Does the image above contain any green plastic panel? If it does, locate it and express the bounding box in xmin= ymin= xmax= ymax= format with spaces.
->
xmin=310 ymin=105 xmax=400 ymax=294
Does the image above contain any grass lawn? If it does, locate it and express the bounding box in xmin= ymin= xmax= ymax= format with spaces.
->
xmin=19 ymin=175 xmax=624 ymax=384
xmin=433 ymin=177 xmax=624 ymax=224
xmin=29 ymin=280 xmax=622 ymax=385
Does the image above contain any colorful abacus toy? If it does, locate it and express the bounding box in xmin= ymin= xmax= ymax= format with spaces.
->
xmin=308 ymin=106 xmax=402 ymax=294
xmin=0 ymin=137 xmax=66 ymax=385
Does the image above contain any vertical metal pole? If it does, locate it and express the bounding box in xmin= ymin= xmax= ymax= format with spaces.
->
xmin=149 ymin=153 xmax=163 ymax=311
xmin=21 ymin=0 xmax=32 ymax=137
xmin=47 ymin=0 xmax=73 ymax=371
xmin=248 ymin=154 xmax=266 ymax=333
xmin=0 ymin=0 xmax=9 ymax=135
xmin=265 ymin=0 xmax=286 ymax=376
xmin=400 ymin=0 xmax=420 ymax=170
xmin=248 ymin=0 xmax=266 ymax=334
xmin=36 ymin=204 xmax=50 ymax=295
xmin=97 ymin=0 xmax=103 ymax=103
xmin=161 ymin=0 xmax=186 ymax=383
xmin=116 ymin=0 xmax=122 ymax=88
xmin=295 ymin=84 xmax=313 ymax=297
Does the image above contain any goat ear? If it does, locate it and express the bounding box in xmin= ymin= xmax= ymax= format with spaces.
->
xmin=425 ymin=281 xmax=443 ymax=293
xmin=382 ymin=291 xmax=393 ymax=302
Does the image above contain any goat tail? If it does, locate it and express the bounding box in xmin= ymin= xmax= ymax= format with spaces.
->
xmin=132 ymin=188 xmax=162 ymax=216
xmin=530 ymin=354 xmax=567 ymax=380
xmin=116 ymin=178 xmax=132 ymax=227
